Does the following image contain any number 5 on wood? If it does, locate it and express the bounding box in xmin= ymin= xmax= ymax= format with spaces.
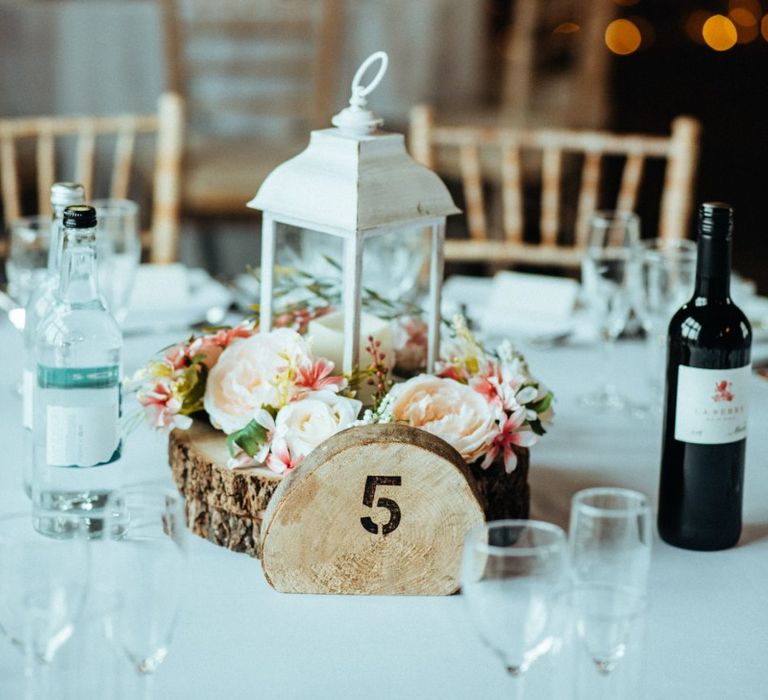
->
xmin=360 ymin=475 xmax=402 ymax=535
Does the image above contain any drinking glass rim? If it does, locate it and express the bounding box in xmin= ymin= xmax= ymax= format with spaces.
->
xmin=91 ymin=198 xmax=139 ymax=215
xmin=589 ymin=210 xmax=640 ymax=227
xmin=571 ymin=487 xmax=650 ymax=518
xmin=466 ymin=519 xmax=567 ymax=556
xmin=640 ymin=239 xmax=697 ymax=264
xmin=11 ymin=214 xmax=53 ymax=229
xmin=639 ymin=238 xmax=696 ymax=252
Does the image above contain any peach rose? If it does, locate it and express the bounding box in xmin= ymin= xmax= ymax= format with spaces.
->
xmin=274 ymin=390 xmax=362 ymax=462
xmin=203 ymin=328 xmax=312 ymax=434
xmin=389 ymin=375 xmax=501 ymax=464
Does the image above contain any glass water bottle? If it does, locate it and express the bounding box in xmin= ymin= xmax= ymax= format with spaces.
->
xmin=32 ymin=205 xmax=123 ymax=537
xmin=22 ymin=182 xmax=86 ymax=497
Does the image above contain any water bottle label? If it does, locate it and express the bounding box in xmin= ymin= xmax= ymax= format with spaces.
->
xmin=675 ymin=364 xmax=750 ymax=445
xmin=46 ymin=398 xmax=120 ymax=466
xmin=22 ymin=369 xmax=34 ymax=429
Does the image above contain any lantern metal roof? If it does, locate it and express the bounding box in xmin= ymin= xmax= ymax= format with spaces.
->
xmin=247 ymin=53 xmax=459 ymax=235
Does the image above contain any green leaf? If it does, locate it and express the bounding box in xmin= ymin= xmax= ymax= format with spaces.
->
xmin=323 ymin=254 xmax=342 ymax=271
xmin=530 ymin=392 xmax=553 ymax=414
xmin=528 ymin=418 xmax=547 ymax=437
xmin=179 ymin=364 xmax=208 ymax=415
xmin=227 ymin=418 xmax=269 ymax=458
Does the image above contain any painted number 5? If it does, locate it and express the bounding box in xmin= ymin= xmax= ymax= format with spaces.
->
xmin=360 ymin=475 xmax=402 ymax=535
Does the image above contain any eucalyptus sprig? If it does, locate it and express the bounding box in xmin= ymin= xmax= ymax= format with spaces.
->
xmin=248 ymin=259 xmax=423 ymax=328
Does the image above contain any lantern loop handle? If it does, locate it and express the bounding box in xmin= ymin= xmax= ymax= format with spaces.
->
xmin=332 ymin=51 xmax=388 ymax=135
xmin=350 ymin=51 xmax=389 ymax=105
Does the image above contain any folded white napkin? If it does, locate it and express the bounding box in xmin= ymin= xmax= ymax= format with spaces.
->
xmin=128 ymin=263 xmax=190 ymax=312
xmin=480 ymin=271 xmax=580 ymax=338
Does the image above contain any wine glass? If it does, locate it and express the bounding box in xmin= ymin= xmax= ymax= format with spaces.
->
xmin=568 ymin=488 xmax=651 ymax=694
xmin=93 ymin=198 xmax=141 ymax=324
xmin=102 ymin=484 xmax=187 ymax=700
xmin=461 ymin=520 xmax=569 ymax=697
xmin=4 ymin=215 xmax=52 ymax=331
xmin=634 ymin=239 xmax=697 ymax=401
xmin=0 ymin=512 xmax=89 ymax=698
xmin=580 ymin=211 xmax=641 ymax=410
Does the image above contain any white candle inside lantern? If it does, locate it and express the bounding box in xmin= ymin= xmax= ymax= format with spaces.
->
xmin=308 ymin=310 xmax=394 ymax=379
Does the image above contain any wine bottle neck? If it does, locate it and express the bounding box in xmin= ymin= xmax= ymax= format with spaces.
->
xmin=694 ymin=234 xmax=731 ymax=300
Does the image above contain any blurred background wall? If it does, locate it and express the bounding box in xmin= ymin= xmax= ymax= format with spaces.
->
xmin=1 ymin=0 xmax=766 ymax=291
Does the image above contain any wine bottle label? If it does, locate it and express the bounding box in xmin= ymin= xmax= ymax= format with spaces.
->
xmin=22 ymin=368 xmax=34 ymax=430
xmin=675 ymin=364 xmax=750 ymax=445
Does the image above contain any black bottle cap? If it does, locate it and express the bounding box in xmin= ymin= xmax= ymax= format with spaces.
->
xmin=698 ymin=202 xmax=733 ymax=237
xmin=63 ymin=205 xmax=97 ymax=229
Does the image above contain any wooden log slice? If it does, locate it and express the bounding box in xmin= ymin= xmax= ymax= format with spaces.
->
xmin=260 ymin=424 xmax=486 ymax=595
xmin=169 ymin=420 xmax=281 ymax=556
xmin=168 ymin=420 xmax=530 ymax=568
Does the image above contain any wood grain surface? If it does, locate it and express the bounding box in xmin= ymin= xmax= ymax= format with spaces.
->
xmin=169 ymin=420 xmax=530 ymax=593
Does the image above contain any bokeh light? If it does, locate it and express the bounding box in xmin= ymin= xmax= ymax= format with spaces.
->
xmin=730 ymin=5 xmax=759 ymax=43
xmin=729 ymin=0 xmax=761 ymax=18
xmin=702 ymin=14 xmax=738 ymax=51
xmin=604 ymin=19 xmax=642 ymax=55
xmin=762 ymin=15 xmax=768 ymax=41
xmin=553 ymin=22 xmax=580 ymax=35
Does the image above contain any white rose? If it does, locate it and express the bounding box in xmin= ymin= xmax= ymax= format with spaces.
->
xmin=275 ymin=390 xmax=362 ymax=460
xmin=389 ymin=375 xmax=501 ymax=464
xmin=204 ymin=328 xmax=312 ymax=434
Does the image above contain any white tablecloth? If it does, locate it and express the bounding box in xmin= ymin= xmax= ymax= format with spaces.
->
xmin=1 ymin=315 xmax=767 ymax=700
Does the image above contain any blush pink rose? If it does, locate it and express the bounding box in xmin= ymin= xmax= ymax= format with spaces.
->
xmin=388 ymin=375 xmax=502 ymax=464
xmin=203 ymin=328 xmax=312 ymax=434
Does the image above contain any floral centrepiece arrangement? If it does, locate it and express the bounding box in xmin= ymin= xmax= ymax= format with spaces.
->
xmin=130 ymin=283 xmax=553 ymax=476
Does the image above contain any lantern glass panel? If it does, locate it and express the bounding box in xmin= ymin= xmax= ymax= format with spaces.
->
xmin=284 ymin=225 xmax=429 ymax=305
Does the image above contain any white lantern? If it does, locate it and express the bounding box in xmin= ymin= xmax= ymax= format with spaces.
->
xmin=248 ymin=52 xmax=459 ymax=375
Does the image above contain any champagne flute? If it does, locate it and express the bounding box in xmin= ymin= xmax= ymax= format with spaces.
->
xmin=461 ymin=520 xmax=569 ymax=698
xmin=568 ymin=488 xmax=651 ymax=696
xmin=580 ymin=211 xmax=641 ymax=410
xmin=0 ymin=512 xmax=89 ymax=698
xmin=102 ymin=484 xmax=187 ymax=700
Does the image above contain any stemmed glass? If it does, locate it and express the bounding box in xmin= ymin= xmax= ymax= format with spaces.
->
xmin=568 ymin=488 xmax=652 ymax=697
xmin=3 ymin=215 xmax=52 ymax=332
xmin=102 ymin=484 xmax=187 ymax=700
xmin=634 ymin=239 xmax=697 ymax=401
xmin=92 ymin=198 xmax=141 ymax=325
xmin=461 ymin=520 xmax=569 ymax=698
xmin=0 ymin=512 xmax=89 ymax=698
xmin=580 ymin=211 xmax=641 ymax=410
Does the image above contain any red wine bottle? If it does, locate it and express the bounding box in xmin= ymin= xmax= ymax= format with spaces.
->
xmin=658 ymin=202 xmax=752 ymax=551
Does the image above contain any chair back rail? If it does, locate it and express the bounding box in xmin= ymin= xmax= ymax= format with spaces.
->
xmin=0 ymin=93 xmax=183 ymax=263
xmin=409 ymin=105 xmax=701 ymax=267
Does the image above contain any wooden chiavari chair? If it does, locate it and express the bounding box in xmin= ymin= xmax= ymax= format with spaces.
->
xmin=0 ymin=93 xmax=184 ymax=264
xmin=409 ymin=105 xmax=701 ymax=269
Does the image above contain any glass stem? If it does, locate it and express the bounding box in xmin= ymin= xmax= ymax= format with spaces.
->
xmin=24 ymin=657 xmax=51 ymax=700
xmin=140 ymin=672 xmax=155 ymax=700
xmin=513 ymin=673 xmax=526 ymax=700
xmin=600 ymin=335 xmax=617 ymax=398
